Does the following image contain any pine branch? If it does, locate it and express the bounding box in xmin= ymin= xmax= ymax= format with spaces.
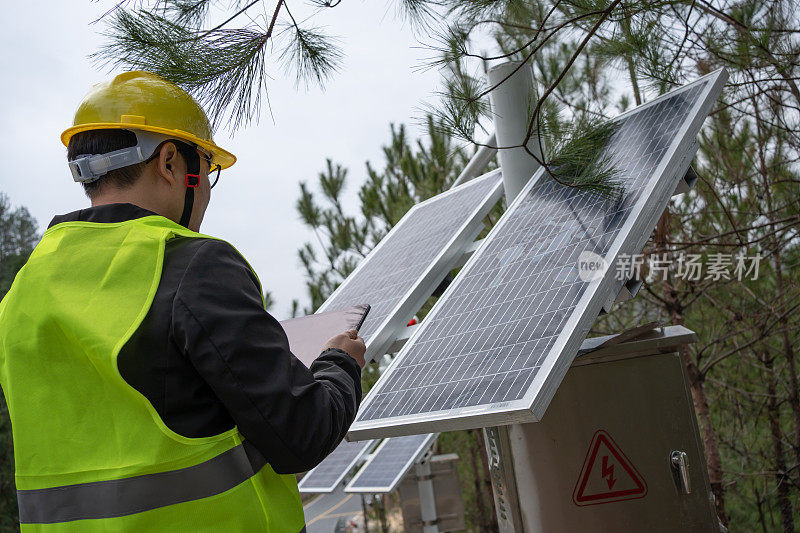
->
xmin=393 ymin=0 xmax=443 ymax=34
xmin=416 ymin=0 xmax=628 ymax=196
xmin=93 ymin=0 xmax=343 ymax=130
xmin=277 ymin=4 xmax=344 ymax=90
xmin=93 ymin=9 xmax=275 ymax=129
xmin=522 ymin=0 xmax=623 ymax=149
xmin=545 ymin=118 xmax=624 ymax=198
xmin=163 ymin=0 xmax=213 ymax=27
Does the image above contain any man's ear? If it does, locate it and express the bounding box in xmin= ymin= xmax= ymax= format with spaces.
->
xmin=155 ymin=142 xmax=181 ymax=188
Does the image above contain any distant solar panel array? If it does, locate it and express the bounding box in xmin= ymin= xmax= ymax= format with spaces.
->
xmin=297 ymin=439 xmax=376 ymax=493
xmin=348 ymin=70 xmax=727 ymax=440
xmin=345 ymin=433 xmax=437 ymax=493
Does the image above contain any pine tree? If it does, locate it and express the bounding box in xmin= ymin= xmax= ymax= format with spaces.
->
xmin=0 ymin=193 xmax=40 ymax=531
xmin=0 ymin=195 xmax=39 ymax=299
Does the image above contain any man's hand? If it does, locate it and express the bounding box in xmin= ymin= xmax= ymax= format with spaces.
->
xmin=323 ymin=329 xmax=366 ymax=369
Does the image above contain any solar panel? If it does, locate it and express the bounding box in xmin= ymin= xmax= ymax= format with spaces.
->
xmin=344 ymin=433 xmax=437 ymax=493
xmin=297 ymin=439 xmax=377 ymax=493
xmin=347 ymin=69 xmax=727 ymax=439
xmin=316 ymin=170 xmax=504 ymax=362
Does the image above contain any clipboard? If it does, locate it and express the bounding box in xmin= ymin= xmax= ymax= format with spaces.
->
xmin=279 ymin=304 xmax=370 ymax=368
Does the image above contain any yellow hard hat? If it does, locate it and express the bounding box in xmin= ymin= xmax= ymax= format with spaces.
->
xmin=61 ymin=71 xmax=236 ymax=169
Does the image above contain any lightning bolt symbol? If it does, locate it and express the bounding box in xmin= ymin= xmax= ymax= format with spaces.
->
xmin=601 ymin=456 xmax=616 ymax=490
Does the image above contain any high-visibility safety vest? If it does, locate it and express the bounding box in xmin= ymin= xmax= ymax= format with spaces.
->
xmin=0 ymin=215 xmax=305 ymax=531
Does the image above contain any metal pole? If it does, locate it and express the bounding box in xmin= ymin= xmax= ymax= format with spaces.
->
xmin=478 ymin=61 xmax=541 ymax=533
xmin=451 ymin=132 xmax=498 ymax=188
xmin=486 ymin=61 xmax=542 ymax=204
xmin=415 ymin=461 xmax=439 ymax=533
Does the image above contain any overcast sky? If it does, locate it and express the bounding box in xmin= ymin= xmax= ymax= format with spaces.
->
xmin=0 ymin=2 xmax=459 ymax=319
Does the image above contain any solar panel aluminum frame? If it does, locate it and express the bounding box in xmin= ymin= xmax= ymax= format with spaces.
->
xmin=344 ymin=433 xmax=439 ymax=494
xmin=347 ymin=69 xmax=728 ymax=440
xmin=316 ymin=169 xmax=504 ymax=363
xmin=297 ymin=439 xmax=378 ymax=493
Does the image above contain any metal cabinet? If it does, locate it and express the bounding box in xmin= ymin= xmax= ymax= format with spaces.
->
xmin=487 ymin=325 xmax=720 ymax=533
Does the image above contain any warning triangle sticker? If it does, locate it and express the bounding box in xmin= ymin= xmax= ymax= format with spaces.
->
xmin=572 ymin=429 xmax=647 ymax=506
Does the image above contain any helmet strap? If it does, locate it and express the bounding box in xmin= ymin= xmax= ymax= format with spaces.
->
xmin=179 ymin=183 xmax=196 ymax=228
xmin=175 ymin=142 xmax=201 ymax=229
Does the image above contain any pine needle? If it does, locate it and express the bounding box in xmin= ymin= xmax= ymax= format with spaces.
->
xmin=161 ymin=0 xmax=212 ymax=26
xmin=394 ymin=0 xmax=443 ymax=34
xmin=93 ymin=4 xmax=343 ymax=131
xmin=277 ymin=23 xmax=343 ymax=90
xmin=545 ymin=118 xmax=624 ymax=199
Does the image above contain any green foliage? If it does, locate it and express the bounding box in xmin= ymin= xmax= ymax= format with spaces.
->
xmin=163 ymin=0 xmax=213 ymax=27
xmin=423 ymin=63 xmax=492 ymax=147
xmin=0 ymin=195 xmax=39 ymax=299
xmin=263 ymin=291 xmax=275 ymax=312
xmin=546 ymin=117 xmax=623 ymax=198
xmin=94 ymin=1 xmax=343 ymax=130
xmin=392 ymin=0 xmax=441 ymax=33
xmin=420 ymin=0 xmax=629 ymax=196
xmin=588 ymin=1 xmax=800 ymax=525
xmin=94 ymin=9 xmax=270 ymax=130
xmin=0 ymin=193 xmax=40 ymax=532
xmin=436 ymin=429 xmax=498 ymax=530
xmin=94 ymin=0 xmax=449 ymax=131
xmin=277 ymin=22 xmax=343 ymax=91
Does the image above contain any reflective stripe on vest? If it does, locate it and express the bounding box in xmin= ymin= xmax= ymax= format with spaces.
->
xmin=17 ymin=441 xmax=266 ymax=524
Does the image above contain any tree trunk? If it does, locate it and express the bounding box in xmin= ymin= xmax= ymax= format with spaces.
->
xmin=752 ymin=486 xmax=767 ymax=533
xmin=767 ymin=244 xmax=800 ymax=489
xmin=361 ymin=494 xmax=370 ymax=532
xmin=652 ymin=209 xmax=728 ymax=525
xmin=756 ymin=110 xmax=800 ymax=481
xmin=759 ymin=348 xmax=795 ymax=532
xmin=373 ymin=496 xmax=389 ymax=533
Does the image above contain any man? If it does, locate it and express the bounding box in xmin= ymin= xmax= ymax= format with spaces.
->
xmin=0 ymin=71 xmax=365 ymax=531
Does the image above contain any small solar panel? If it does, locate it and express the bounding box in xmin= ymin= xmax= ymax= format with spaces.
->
xmin=316 ymin=170 xmax=504 ymax=361
xmin=345 ymin=433 xmax=437 ymax=493
xmin=297 ymin=439 xmax=377 ymax=493
xmin=348 ymin=69 xmax=727 ymax=439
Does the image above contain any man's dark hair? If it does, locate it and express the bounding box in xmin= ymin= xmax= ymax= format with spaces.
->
xmin=67 ymin=129 xmax=149 ymax=199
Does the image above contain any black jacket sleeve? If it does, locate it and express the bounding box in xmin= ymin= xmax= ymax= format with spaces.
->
xmin=171 ymin=239 xmax=362 ymax=474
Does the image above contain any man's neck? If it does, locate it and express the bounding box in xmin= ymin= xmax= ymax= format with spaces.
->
xmin=91 ymin=192 xmax=177 ymax=224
